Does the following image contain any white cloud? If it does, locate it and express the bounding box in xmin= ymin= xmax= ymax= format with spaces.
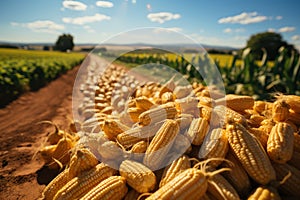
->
xmin=278 ymin=26 xmax=296 ymax=33
xmin=153 ymin=27 xmax=182 ymax=33
xmin=276 ymin=16 xmax=283 ymax=20
xmin=292 ymin=35 xmax=300 ymax=41
xmin=146 ymin=4 xmax=152 ymax=11
xmin=268 ymin=28 xmax=276 ymax=32
xmin=11 ymin=20 xmax=65 ymax=34
xmin=218 ymin=12 xmax=267 ymax=24
xmin=62 ymin=13 xmax=111 ymax=25
xmin=83 ymin=25 xmax=95 ymax=33
xmin=147 ymin=12 xmax=181 ymax=24
xmin=62 ymin=0 xmax=87 ymax=11
xmin=95 ymin=1 xmax=113 ymax=8
xmin=223 ymin=28 xmax=245 ymax=34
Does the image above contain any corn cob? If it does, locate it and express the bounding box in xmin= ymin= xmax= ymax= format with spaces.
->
xmin=159 ymin=155 xmax=191 ymax=187
xmin=221 ymin=151 xmax=252 ymax=197
xmin=267 ymin=122 xmax=294 ymax=163
xmin=139 ymin=102 xmax=177 ymax=126
xmin=288 ymin=150 xmax=300 ymax=170
xmin=158 ymin=76 xmax=176 ymax=97
xmin=198 ymin=105 xmax=213 ymax=123
xmin=131 ymin=140 xmax=148 ymax=154
xmin=197 ymin=96 xmax=215 ymax=108
xmin=53 ymin=163 xmax=117 ymax=200
xmin=247 ymin=186 xmax=281 ymax=200
xmin=247 ymin=114 xmax=265 ymax=128
xmin=117 ymin=122 xmax=162 ymax=149
xmin=174 ymin=85 xmax=193 ymax=99
xmin=248 ymin=127 xmax=269 ymax=148
xmin=272 ymin=162 xmax=300 ymax=197
xmin=175 ymin=96 xmax=199 ymax=114
xmin=253 ymin=101 xmax=272 ymax=116
xmin=172 ymin=133 xmax=192 ymax=154
xmin=135 ymin=96 xmax=156 ymax=111
xmin=49 ymin=137 xmax=74 ymax=169
xmin=213 ymin=105 xmax=247 ymax=128
xmin=80 ymin=176 xmax=128 ymax=200
xmin=39 ymin=145 xmax=57 ymax=164
xmin=226 ymin=122 xmax=276 ymax=185
xmin=161 ymin=92 xmax=176 ymax=104
xmin=128 ymin=107 xmax=144 ymax=123
xmin=68 ymin=147 xmax=99 ymax=178
xmin=294 ymin=133 xmax=300 ymax=152
xmin=288 ymin=109 xmax=300 ymax=126
xmin=186 ymin=117 xmax=210 ymax=145
xmin=280 ymin=94 xmax=300 ymax=113
xmin=41 ymin=169 xmax=71 ymax=200
xmin=175 ymin=113 xmax=194 ymax=131
xmin=272 ymin=99 xmax=290 ymax=122
xmin=207 ymin=173 xmax=240 ymax=200
xmin=102 ymin=118 xmax=130 ymax=140
xmin=145 ymin=168 xmax=208 ymax=200
xmin=143 ymin=119 xmax=179 ymax=170
xmin=216 ymin=94 xmax=254 ymax=112
xmin=119 ymin=159 xmax=156 ymax=193
xmin=198 ymin=128 xmax=229 ymax=168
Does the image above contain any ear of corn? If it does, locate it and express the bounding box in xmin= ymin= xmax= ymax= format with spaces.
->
xmin=281 ymin=94 xmax=300 ymax=113
xmin=216 ymin=94 xmax=254 ymax=112
xmin=172 ymin=133 xmax=192 ymax=155
xmin=175 ymin=113 xmax=194 ymax=131
xmin=272 ymin=162 xmax=300 ymax=197
xmin=135 ymin=96 xmax=156 ymax=111
xmin=175 ymin=97 xmax=199 ymax=114
xmin=198 ymin=128 xmax=229 ymax=168
xmin=272 ymin=99 xmax=290 ymax=122
xmin=220 ymin=151 xmax=252 ymax=197
xmin=213 ymin=105 xmax=247 ymax=128
xmin=68 ymin=147 xmax=99 ymax=178
xmin=53 ymin=163 xmax=117 ymax=200
xmin=102 ymin=118 xmax=130 ymax=140
xmin=119 ymin=160 xmax=156 ymax=193
xmin=138 ymin=102 xmax=177 ymax=126
xmin=146 ymin=168 xmax=208 ymax=200
xmin=267 ymin=122 xmax=294 ymax=163
xmin=159 ymin=155 xmax=191 ymax=187
xmin=49 ymin=137 xmax=74 ymax=169
xmin=247 ymin=186 xmax=281 ymax=200
xmin=80 ymin=176 xmax=128 ymax=200
xmin=186 ymin=117 xmax=210 ymax=145
xmin=123 ymin=189 xmax=140 ymax=200
xmin=207 ymin=173 xmax=240 ymax=200
xmin=41 ymin=169 xmax=71 ymax=200
xmin=226 ymin=122 xmax=276 ymax=185
xmin=128 ymin=107 xmax=144 ymax=123
xmin=161 ymin=92 xmax=176 ymax=104
xmin=143 ymin=119 xmax=179 ymax=170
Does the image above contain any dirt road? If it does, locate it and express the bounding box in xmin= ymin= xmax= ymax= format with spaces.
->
xmin=0 ymin=59 xmax=86 ymax=199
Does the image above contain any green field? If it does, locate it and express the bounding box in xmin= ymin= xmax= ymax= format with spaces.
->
xmin=0 ymin=48 xmax=85 ymax=107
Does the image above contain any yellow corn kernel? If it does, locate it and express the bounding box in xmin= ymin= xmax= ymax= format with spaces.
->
xmin=185 ymin=117 xmax=210 ymax=145
xmin=159 ymin=155 xmax=191 ymax=187
xmin=139 ymin=102 xmax=177 ymax=126
xmin=272 ymin=99 xmax=290 ymax=122
xmin=212 ymin=105 xmax=248 ymax=128
xmin=198 ymin=128 xmax=228 ymax=168
xmin=197 ymin=96 xmax=215 ymax=108
xmin=267 ymin=122 xmax=294 ymax=163
xmin=226 ymin=122 xmax=276 ymax=185
xmin=119 ymin=160 xmax=156 ymax=193
xmin=53 ymin=163 xmax=117 ymax=200
xmin=80 ymin=176 xmax=128 ymax=200
xmin=143 ymin=119 xmax=179 ymax=170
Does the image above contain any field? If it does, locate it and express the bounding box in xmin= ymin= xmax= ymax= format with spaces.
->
xmin=0 ymin=48 xmax=85 ymax=107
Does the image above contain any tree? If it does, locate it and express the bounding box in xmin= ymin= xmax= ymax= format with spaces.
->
xmin=54 ymin=34 xmax=74 ymax=52
xmin=245 ymin=31 xmax=294 ymax=60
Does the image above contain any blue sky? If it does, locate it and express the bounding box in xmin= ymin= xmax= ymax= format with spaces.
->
xmin=1 ymin=0 xmax=300 ymax=49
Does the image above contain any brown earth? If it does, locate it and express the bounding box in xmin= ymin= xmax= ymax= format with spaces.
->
xmin=0 ymin=62 xmax=83 ymax=200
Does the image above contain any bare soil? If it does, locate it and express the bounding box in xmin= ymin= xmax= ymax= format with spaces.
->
xmin=0 ymin=64 xmax=81 ymax=200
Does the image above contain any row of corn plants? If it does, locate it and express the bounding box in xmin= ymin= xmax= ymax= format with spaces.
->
xmin=0 ymin=48 xmax=85 ymax=107
xmin=115 ymin=46 xmax=300 ymax=100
